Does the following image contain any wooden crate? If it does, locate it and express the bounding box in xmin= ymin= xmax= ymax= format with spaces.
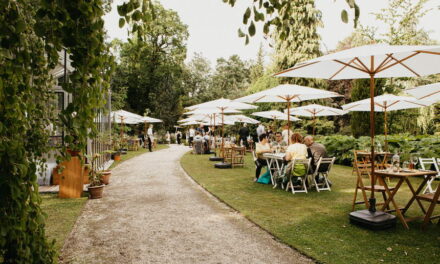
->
xmin=59 ymin=156 xmax=84 ymax=198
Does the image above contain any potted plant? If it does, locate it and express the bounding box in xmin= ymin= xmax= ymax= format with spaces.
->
xmin=100 ymin=169 xmax=111 ymax=185
xmin=87 ymin=153 xmax=105 ymax=199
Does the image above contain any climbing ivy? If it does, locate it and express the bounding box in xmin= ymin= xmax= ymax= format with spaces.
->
xmin=1 ymin=0 xmax=113 ymax=262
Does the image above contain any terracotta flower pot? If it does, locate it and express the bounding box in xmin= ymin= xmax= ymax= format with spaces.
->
xmin=100 ymin=170 xmax=111 ymax=185
xmin=88 ymin=185 xmax=104 ymax=199
xmin=113 ymin=154 xmax=121 ymax=161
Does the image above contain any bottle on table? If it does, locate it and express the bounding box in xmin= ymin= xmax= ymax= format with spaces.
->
xmin=392 ymin=151 xmax=400 ymax=172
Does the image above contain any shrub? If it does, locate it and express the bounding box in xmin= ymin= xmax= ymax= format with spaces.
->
xmin=316 ymin=134 xmax=440 ymax=166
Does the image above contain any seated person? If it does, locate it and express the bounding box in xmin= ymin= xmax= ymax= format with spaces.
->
xmin=304 ymin=136 xmax=327 ymax=171
xmin=285 ymin=133 xmax=308 ymax=161
xmin=255 ymin=133 xmax=272 ymax=181
xmin=285 ymin=133 xmax=309 ymax=183
xmin=193 ymin=132 xmax=203 ymax=142
xmin=271 ymin=132 xmax=287 ymax=151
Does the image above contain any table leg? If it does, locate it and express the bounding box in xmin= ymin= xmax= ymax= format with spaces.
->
xmin=403 ymin=176 xmax=430 ymax=215
xmin=265 ymin=158 xmax=274 ymax=186
xmin=379 ymin=176 xmax=409 ymax=229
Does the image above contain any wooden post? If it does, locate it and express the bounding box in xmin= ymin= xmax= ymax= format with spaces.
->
xmin=59 ymin=156 xmax=83 ymax=198
xmin=369 ymin=68 xmax=377 ymax=210
xmin=384 ymin=104 xmax=388 ymax=152
xmin=287 ymin=99 xmax=291 ymax=144
xmin=312 ymin=113 xmax=316 ymax=136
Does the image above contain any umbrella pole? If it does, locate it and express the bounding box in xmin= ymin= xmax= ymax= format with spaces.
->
xmin=221 ymin=109 xmax=225 ymax=158
xmin=369 ymin=73 xmax=376 ymax=212
xmin=384 ymin=106 xmax=388 ymax=152
xmin=144 ymin=121 xmax=147 ymax=149
xmin=287 ymin=100 xmax=291 ymax=144
xmin=313 ymin=113 xmax=316 ymax=136
xmin=213 ymin=113 xmax=216 ymax=155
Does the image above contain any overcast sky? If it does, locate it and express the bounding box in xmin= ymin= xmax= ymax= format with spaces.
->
xmin=104 ymin=0 xmax=440 ymax=64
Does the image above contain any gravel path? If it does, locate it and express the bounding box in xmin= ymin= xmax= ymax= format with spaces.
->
xmin=61 ymin=145 xmax=312 ymax=264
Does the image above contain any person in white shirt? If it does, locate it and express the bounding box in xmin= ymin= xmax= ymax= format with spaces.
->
xmin=165 ymin=131 xmax=171 ymax=145
xmin=256 ymin=124 xmax=265 ymax=140
xmin=188 ymin=126 xmax=196 ymax=147
xmin=146 ymin=125 xmax=154 ymax=152
xmin=281 ymin=124 xmax=294 ymax=145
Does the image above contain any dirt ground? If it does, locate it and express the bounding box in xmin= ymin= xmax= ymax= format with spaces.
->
xmin=61 ymin=145 xmax=312 ymax=264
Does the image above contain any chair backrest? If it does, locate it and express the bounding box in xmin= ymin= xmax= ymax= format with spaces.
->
xmin=419 ymin=158 xmax=440 ymax=176
xmin=290 ymin=158 xmax=311 ymax=177
xmin=315 ymin=157 xmax=335 ymax=175
xmin=251 ymin=150 xmax=258 ymax=162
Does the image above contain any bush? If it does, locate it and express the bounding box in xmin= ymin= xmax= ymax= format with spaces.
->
xmin=316 ymin=134 xmax=440 ymax=166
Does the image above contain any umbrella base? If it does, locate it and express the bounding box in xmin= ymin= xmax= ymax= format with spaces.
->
xmin=209 ymin=156 xmax=223 ymax=162
xmin=349 ymin=209 xmax=396 ymax=230
xmin=214 ymin=162 xmax=232 ymax=169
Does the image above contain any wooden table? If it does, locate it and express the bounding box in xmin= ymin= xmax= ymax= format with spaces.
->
xmin=375 ymin=169 xmax=438 ymax=229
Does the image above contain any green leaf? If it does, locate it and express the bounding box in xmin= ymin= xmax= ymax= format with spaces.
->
xmin=16 ymin=19 xmax=26 ymax=33
xmin=341 ymin=10 xmax=348 ymax=23
xmin=238 ymin=28 xmax=245 ymax=38
xmin=243 ymin=7 xmax=251 ymax=24
xmin=248 ymin=21 xmax=256 ymax=36
xmin=245 ymin=35 xmax=249 ymax=45
xmin=119 ymin=18 xmax=125 ymax=28
xmin=132 ymin=10 xmax=141 ymax=21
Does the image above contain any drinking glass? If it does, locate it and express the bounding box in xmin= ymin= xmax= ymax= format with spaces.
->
xmin=410 ymin=154 xmax=419 ymax=169
xmin=402 ymin=161 xmax=409 ymax=170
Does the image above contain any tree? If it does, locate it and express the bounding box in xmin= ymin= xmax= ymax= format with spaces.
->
xmin=201 ymin=55 xmax=251 ymax=100
xmin=112 ymin=2 xmax=188 ymax=130
xmin=182 ymin=53 xmax=212 ymax=107
xmin=249 ymin=43 xmax=265 ymax=83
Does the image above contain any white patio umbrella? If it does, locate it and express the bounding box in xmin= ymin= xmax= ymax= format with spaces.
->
xmin=275 ymin=43 xmax=440 ymax=223
xmin=341 ymin=94 xmax=433 ymax=150
xmin=186 ymin=100 xmax=256 ymax=157
xmin=252 ymin=110 xmax=301 ymax=121
xmin=235 ymin=84 xmax=341 ymax=143
xmin=111 ymin=110 xmax=145 ymax=143
xmin=284 ymin=104 xmax=346 ymax=136
xmin=181 ymin=120 xmax=201 ymax=126
xmin=406 ymin=82 xmax=440 ymax=102
xmin=226 ymin=115 xmax=260 ymax=124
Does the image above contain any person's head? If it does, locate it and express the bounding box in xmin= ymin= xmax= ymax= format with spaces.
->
xmin=275 ymin=132 xmax=283 ymax=142
xmin=259 ymin=133 xmax=268 ymax=143
xmin=284 ymin=124 xmax=289 ymax=129
xmin=196 ymin=131 xmax=200 ymax=136
xmin=243 ymin=123 xmax=247 ymax=127
xmin=290 ymin=132 xmax=303 ymax=144
xmin=304 ymin=136 xmax=314 ymax=146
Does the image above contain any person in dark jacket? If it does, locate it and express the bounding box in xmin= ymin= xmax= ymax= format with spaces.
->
xmin=238 ymin=123 xmax=250 ymax=148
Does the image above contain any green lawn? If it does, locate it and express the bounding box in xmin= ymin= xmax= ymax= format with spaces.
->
xmin=109 ymin=144 xmax=169 ymax=169
xmin=41 ymin=194 xmax=87 ymax=260
xmin=181 ymin=153 xmax=440 ymax=264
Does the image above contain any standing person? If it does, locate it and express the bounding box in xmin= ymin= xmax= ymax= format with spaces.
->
xmin=238 ymin=123 xmax=250 ymax=148
xmin=166 ymin=131 xmax=171 ymax=145
xmin=188 ymin=126 xmax=195 ymax=147
xmin=255 ymin=133 xmax=272 ymax=181
xmin=256 ymin=124 xmax=265 ymax=140
xmin=146 ymin=133 xmax=153 ymax=152
xmin=282 ymin=124 xmax=293 ymax=144
xmin=147 ymin=125 xmax=154 ymax=151
xmin=176 ymin=131 xmax=182 ymax=145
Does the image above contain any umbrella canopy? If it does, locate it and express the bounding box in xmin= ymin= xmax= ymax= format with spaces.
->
xmin=342 ymin=94 xmax=433 ymax=150
xmin=285 ymin=104 xmax=346 ymax=135
xmin=184 ymin=108 xmax=241 ymax=115
xmin=235 ymin=84 xmax=340 ymax=143
xmin=276 ymin=44 xmax=440 ymax=80
xmin=252 ymin=110 xmax=301 ymax=121
xmin=406 ymin=82 xmax=440 ymax=102
xmin=226 ymin=115 xmax=260 ymax=124
xmin=181 ymin=120 xmax=201 ymax=126
xmin=341 ymin=94 xmax=433 ymax=112
xmin=235 ymin=84 xmax=341 ymax=103
xmin=275 ymin=43 xmax=440 ymax=217
xmin=185 ymin=98 xmax=257 ymax=111
xmin=111 ymin=110 xmax=144 ymax=124
xmin=286 ymin=104 xmax=345 ymax=116
xmin=141 ymin=116 xmax=162 ymax=123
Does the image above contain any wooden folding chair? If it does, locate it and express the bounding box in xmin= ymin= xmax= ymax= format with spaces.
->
xmin=231 ymin=146 xmax=245 ymax=168
xmin=352 ymin=150 xmax=394 ymax=211
xmin=311 ymin=157 xmax=335 ymax=192
xmin=417 ymin=185 xmax=440 ymax=229
xmin=419 ymin=157 xmax=440 ymax=194
xmin=223 ymin=147 xmax=233 ymax=164
xmin=285 ymin=158 xmax=311 ymax=194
